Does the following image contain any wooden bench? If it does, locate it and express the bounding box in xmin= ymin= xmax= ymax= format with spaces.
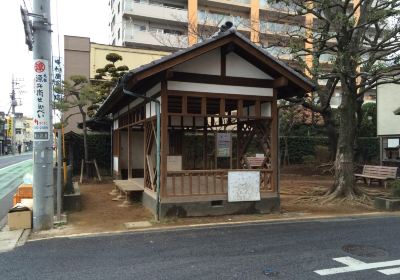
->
xmin=355 ymin=165 xmax=398 ymax=188
xmin=246 ymin=157 xmax=267 ymax=168
xmin=112 ymin=178 xmax=144 ymax=206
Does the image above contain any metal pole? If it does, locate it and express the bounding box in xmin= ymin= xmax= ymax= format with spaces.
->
xmin=32 ymin=0 xmax=54 ymax=230
xmin=56 ymin=130 xmax=62 ymax=221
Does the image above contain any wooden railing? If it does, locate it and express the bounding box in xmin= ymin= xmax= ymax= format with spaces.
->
xmin=164 ymin=169 xmax=274 ymax=197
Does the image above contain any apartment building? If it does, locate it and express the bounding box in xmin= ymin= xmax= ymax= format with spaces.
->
xmin=109 ymin=0 xmax=303 ymax=57
xmin=108 ymin=0 xmax=375 ymax=105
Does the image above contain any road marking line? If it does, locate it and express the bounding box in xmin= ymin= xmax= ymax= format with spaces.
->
xmin=378 ymin=267 xmax=400 ymax=275
xmin=314 ymin=257 xmax=400 ymax=276
xmin=333 ymin=257 xmax=367 ymax=266
xmin=0 ymin=159 xmax=32 ymax=172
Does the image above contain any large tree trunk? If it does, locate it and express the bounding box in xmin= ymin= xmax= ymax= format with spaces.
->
xmin=80 ymin=108 xmax=91 ymax=178
xmin=321 ymin=109 xmax=337 ymax=161
xmin=326 ymin=79 xmax=361 ymax=199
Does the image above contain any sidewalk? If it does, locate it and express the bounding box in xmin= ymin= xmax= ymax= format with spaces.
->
xmin=0 ymin=226 xmax=30 ymax=253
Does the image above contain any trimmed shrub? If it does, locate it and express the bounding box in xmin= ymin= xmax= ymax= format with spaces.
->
xmin=390 ymin=180 xmax=400 ymax=198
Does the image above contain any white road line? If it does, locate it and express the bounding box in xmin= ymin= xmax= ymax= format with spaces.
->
xmin=0 ymin=159 xmax=32 ymax=172
xmin=378 ymin=267 xmax=400 ymax=275
xmin=314 ymin=257 xmax=400 ymax=276
xmin=333 ymin=257 xmax=367 ymax=266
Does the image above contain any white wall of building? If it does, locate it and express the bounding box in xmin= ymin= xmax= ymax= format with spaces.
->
xmin=377 ymin=83 xmax=400 ymax=136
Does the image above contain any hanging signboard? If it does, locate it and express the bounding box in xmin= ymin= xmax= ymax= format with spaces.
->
xmin=6 ymin=116 xmax=13 ymax=138
xmin=216 ymin=132 xmax=231 ymax=157
xmin=228 ymin=171 xmax=261 ymax=202
xmin=33 ymin=59 xmax=51 ymax=141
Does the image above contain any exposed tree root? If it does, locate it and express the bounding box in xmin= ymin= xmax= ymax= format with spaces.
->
xmin=292 ymin=184 xmax=388 ymax=208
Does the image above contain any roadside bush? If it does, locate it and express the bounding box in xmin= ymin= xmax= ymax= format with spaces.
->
xmin=302 ymin=155 xmax=316 ymax=165
xmin=389 ymin=180 xmax=400 ymax=198
xmin=356 ymin=137 xmax=379 ymax=163
xmin=314 ymin=145 xmax=331 ymax=163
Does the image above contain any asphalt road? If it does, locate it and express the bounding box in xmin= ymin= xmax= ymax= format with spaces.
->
xmin=0 ymin=152 xmax=32 ymax=169
xmin=1 ymin=216 xmax=400 ymax=279
xmin=0 ymin=153 xmax=33 ymax=226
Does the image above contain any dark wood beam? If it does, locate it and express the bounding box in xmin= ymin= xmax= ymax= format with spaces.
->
xmin=169 ymin=72 xmax=275 ymax=88
xmin=272 ymin=77 xmax=288 ymax=88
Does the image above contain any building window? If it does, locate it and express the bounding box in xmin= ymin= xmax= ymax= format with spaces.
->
xmin=16 ymin=129 xmax=22 ymax=135
xmin=118 ymin=28 xmax=120 ymax=39
xmin=118 ymin=2 xmax=120 ymax=13
xmin=134 ymin=24 xmax=147 ymax=31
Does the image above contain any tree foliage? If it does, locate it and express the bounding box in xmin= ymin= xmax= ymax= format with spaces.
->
xmin=266 ymin=0 xmax=400 ymax=200
xmin=91 ymin=53 xmax=128 ymax=116
xmin=54 ymin=75 xmax=98 ymax=167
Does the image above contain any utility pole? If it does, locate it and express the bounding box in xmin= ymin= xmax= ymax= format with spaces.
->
xmin=10 ymin=75 xmax=19 ymax=155
xmin=30 ymin=0 xmax=54 ymax=230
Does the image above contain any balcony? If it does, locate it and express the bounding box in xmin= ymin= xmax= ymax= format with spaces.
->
xmin=202 ymin=0 xmax=251 ymax=12
xmin=123 ymin=2 xmax=188 ymax=23
xmin=123 ymin=29 xmax=188 ymax=50
xmin=198 ymin=11 xmax=251 ymax=31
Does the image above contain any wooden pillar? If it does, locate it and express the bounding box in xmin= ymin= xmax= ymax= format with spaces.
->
xmin=160 ymin=79 xmax=168 ymax=198
xmin=127 ymin=126 xmax=132 ymax=179
xmin=117 ymin=129 xmax=121 ymax=178
xmin=237 ymin=121 xmax=242 ymax=168
xmin=271 ymin=90 xmax=278 ymax=193
xmin=188 ymin=0 xmax=198 ymax=46
xmin=203 ymin=117 xmax=207 ymax=170
xmin=143 ymin=121 xmax=148 ymax=189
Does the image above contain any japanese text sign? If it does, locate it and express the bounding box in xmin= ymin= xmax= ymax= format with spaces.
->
xmin=33 ymin=59 xmax=50 ymax=141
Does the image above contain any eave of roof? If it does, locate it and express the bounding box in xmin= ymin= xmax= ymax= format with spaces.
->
xmin=97 ymin=29 xmax=315 ymax=117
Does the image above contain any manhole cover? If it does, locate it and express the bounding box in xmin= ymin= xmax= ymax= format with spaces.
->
xmin=342 ymin=244 xmax=388 ymax=258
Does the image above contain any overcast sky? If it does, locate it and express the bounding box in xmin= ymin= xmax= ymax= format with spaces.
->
xmin=0 ymin=0 xmax=109 ymax=117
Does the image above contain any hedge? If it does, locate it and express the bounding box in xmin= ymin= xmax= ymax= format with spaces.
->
xmin=66 ymin=133 xmax=111 ymax=176
xmin=280 ymin=136 xmax=379 ymax=164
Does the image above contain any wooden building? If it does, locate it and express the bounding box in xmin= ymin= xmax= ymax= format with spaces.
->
xmin=96 ymin=29 xmax=314 ymax=217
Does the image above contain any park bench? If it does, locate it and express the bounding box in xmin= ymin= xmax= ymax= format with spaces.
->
xmin=245 ymin=156 xmax=267 ymax=168
xmin=354 ymin=165 xmax=398 ymax=188
xmin=112 ymin=178 xmax=144 ymax=206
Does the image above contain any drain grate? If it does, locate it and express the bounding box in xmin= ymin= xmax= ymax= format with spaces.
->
xmin=342 ymin=244 xmax=388 ymax=258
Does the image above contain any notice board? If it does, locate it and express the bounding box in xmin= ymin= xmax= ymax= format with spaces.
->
xmin=228 ymin=171 xmax=261 ymax=202
xmin=216 ymin=133 xmax=231 ymax=157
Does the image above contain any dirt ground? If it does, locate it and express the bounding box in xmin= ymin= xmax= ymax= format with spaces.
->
xmin=30 ymin=166 xmax=392 ymax=240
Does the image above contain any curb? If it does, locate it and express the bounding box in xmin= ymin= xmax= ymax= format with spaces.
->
xmin=28 ymin=211 xmax=400 ymax=242
xmin=16 ymin=229 xmax=31 ymax=247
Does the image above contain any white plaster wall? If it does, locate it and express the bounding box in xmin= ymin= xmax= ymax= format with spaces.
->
xmin=261 ymin=102 xmax=271 ymax=117
xmin=168 ymin=81 xmax=273 ymax=96
xmin=113 ymin=119 xmax=119 ymax=130
xmin=145 ymin=97 xmax=161 ymax=118
xmin=113 ymin=156 xmax=119 ymax=172
xmin=172 ymin=49 xmax=220 ymax=75
xmin=146 ymin=83 xmax=161 ymax=97
xmin=226 ymin=52 xmax=273 ymax=79
xmin=131 ymin=131 xmax=144 ymax=169
xmin=118 ymin=105 xmax=129 ymax=115
xmin=377 ymin=83 xmax=400 ymax=136
xmin=129 ymin=98 xmax=142 ymax=109
xmin=119 ymin=131 xmax=128 ymax=169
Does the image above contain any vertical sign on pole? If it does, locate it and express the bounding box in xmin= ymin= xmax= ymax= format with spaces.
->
xmin=6 ymin=116 xmax=13 ymax=138
xmin=33 ymin=59 xmax=51 ymax=141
